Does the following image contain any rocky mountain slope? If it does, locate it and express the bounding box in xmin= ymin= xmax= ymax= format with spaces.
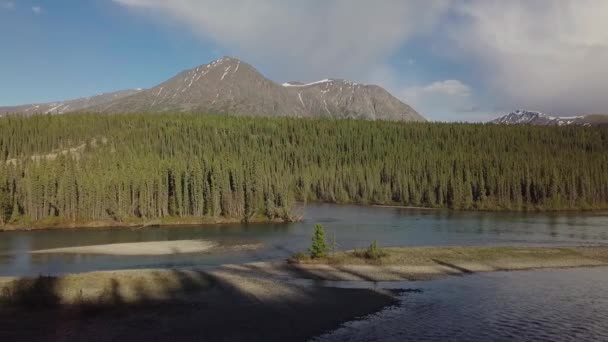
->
xmin=90 ymin=57 xmax=424 ymax=121
xmin=281 ymin=78 xmax=421 ymax=121
xmin=491 ymin=110 xmax=608 ymax=126
xmin=0 ymin=57 xmax=424 ymax=122
xmin=0 ymin=89 xmax=141 ymax=116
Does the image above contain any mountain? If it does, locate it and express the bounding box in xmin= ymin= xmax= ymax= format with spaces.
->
xmin=0 ymin=57 xmax=424 ymax=122
xmin=89 ymin=57 xmax=305 ymax=117
xmin=91 ymin=57 xmax=423 ymax=121
xmin=491 ymin=110 xmax=608 ymax=126
xmin=281 ymin=78 xmax=422 ymax=121
xmin=0 ymin=89 xmax=142 ymax=116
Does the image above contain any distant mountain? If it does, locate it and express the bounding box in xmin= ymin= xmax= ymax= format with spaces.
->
xmin=281 ymin=78 xmax=422 ymax=121
xmin=0 ymin=57 xmax=423 ymax=122
xmin=491 ymin=110 xmax=608 ymax=127
xmin=89 ymin=57 xmax=424 ymax=121
xmin=0 ymin=89 xmax=142 ymax=116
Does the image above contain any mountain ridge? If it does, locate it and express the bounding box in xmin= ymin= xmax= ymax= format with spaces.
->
xmin=0 ymin=89 xmax=142 ymax=116
xmin=491 ymin=109 xmax=608 ymax=126
xmin=1 ymin=57 xmax=424 ymax=122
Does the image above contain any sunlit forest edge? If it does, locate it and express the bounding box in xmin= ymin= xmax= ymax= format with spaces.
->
xmin=1 ymin=113 xmax=607 ymax=227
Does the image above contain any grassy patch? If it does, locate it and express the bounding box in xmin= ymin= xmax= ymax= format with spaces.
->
xmin=290 ymin=246 xmax=608 ymax=267
xmin=353 ymin=240 xmax=389 ymax=260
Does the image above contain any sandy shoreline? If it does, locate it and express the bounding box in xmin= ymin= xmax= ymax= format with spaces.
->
xmin=0 ymin=215 xmax=290 ymax=232
xmin=285 ymin=245 xmax=608 ymax=281
xmin=0 ymin=264 xmax=397 ymax=341
xmin=371 ymin=204 xmax=439 ymax=210
xmin=30 ymin=240 xmax=220 ymax=256
xmin=2 ymin=203 xmax=606 ymax=233
xmin=2 ymin=245 xmax=608 ymax=341
xmin=5 ymin=245 xmax=608 ymax=296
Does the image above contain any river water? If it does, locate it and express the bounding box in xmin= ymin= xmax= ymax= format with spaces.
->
xmin=315 ymin=267 xmax=608 ymax=342
xmin=0 ymin=203 xmax=607 ymax=276
xmin=1 ymin=204 xmax=607 ymax=341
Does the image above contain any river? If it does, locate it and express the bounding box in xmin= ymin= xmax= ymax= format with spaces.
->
xmin=1 ymin=203 xmax=607 ymax=341
xmin=1 ymin=203 xmax=607 ymax=276
xmin=315 ymin=267 xmax=608 ymax=341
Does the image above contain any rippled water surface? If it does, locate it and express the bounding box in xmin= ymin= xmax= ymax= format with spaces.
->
xmin=1 ymin=204 xmax=607 ymax=276
xmin=316 ymin=267 xmax=608 ymax=342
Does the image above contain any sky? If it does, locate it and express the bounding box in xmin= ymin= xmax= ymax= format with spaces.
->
xmin=1 ymin=0 xmax=608 ymax=122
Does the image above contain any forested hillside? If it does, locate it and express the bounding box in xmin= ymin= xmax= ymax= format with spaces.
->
xmin=1 ymin=113 xmax=607 ymax=227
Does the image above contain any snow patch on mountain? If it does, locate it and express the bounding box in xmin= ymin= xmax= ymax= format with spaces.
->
xmin=491 ymin=110 xmax=587 ymax=126
xmin=282 ymin=79 xmax=333 ymax=87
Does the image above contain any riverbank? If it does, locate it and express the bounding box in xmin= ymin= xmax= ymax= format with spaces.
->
xmin=286 ymin=245 xmax=608 ymax=281
xmin=0 ymin=266 xmax=397 ymax=341
xmin=29 ymin=240 xmax=263 ymax=256
xmin=30 ymin=240 xmax=219 ymax=256
xmin=5 ymin=246 xmax=608 ymax=289
xmin=1 ymin=246 xmax=608 ymax=340
xmin=3 ymin=202 xmax=608 ymax=233
xmin=0 ymin=215 xmax=292 ymax=232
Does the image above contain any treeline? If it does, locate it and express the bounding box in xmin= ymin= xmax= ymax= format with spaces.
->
xmin=0 ymin=113 xmax=607 ymax=226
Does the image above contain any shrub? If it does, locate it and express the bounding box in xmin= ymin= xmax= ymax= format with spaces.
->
xmin=330 ymin=232 xmax=338 ymax=254
xmin=288 ymin=251 xmax=310 ymax=263
xmin=309 ymin=224 xmax=328 ymax=259
xmin=363 ymin=240 xmax=388 ymax=260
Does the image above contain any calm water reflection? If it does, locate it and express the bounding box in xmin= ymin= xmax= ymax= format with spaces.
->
xmin=316 ymin=267 xmax=608 ymax=342
xmin=1 ymin=204 xmax=607 ymax=276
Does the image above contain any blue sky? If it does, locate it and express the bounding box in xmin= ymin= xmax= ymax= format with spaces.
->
xmin=1 ymin=1 xmax=607 ymax=121
xmin=0 ymin=1 xmax=221 ymax=104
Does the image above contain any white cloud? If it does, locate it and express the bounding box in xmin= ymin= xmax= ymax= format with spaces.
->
xmin=449 ymin=0 xmax=608 ymax=116
xmin=1 ymin=1 xmax=14 ymax=10
xmin=112 ymin=0 xmax=451 ymax=82
xmin=415 ymin=80 xmax=471 ymax=97
xmin=402 ymin=80 xmax=482 ymax=121
xmin=113 ymin=0 xmax=608 ymax=119
xmin=31 ymin=6 xmax=41 ymax=14
xmin=368 ymin=64 xmax=481 ymax=120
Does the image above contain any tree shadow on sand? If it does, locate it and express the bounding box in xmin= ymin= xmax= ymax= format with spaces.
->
xmin=0 ymin=267 xmax=398 ymax=342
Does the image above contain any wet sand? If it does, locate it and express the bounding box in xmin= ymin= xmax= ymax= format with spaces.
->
xmin=31 ymin=240 xmax=219 ymax=256
xmin=0 ymin=215 xmax=291 ymax=232
xmin=2 ymin=245 xmax=608 ymax=341
xmin=0 ymin=267 xmax=397 ymax=341
xmin=285 ymin=245 xmax=608 ymax=281
xmin=371 ymin=204 xmax=438 ymax=210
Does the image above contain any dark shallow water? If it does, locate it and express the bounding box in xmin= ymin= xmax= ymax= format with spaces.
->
xmin=0 ymin=203 xmax=607 ymax=276
xmin=315 ymin=267 xmax=608 ymax=342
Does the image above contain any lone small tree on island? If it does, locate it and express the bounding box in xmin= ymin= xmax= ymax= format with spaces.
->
xmin=364 ymin=240 xmax=388 ymax=260
xmin=309 ymin=224 xmax=328 ymax=259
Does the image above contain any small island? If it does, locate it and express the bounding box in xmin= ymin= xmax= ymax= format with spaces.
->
xmin=2 ymin=237 xmax=607 ymax=340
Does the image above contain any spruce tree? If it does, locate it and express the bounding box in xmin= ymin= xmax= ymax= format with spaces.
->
xmin=309 ymin=224 xmax=328 ymax=259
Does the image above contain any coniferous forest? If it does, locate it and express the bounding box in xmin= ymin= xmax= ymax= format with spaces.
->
xmin=0 ymin=113 xmax=607 ymax=227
